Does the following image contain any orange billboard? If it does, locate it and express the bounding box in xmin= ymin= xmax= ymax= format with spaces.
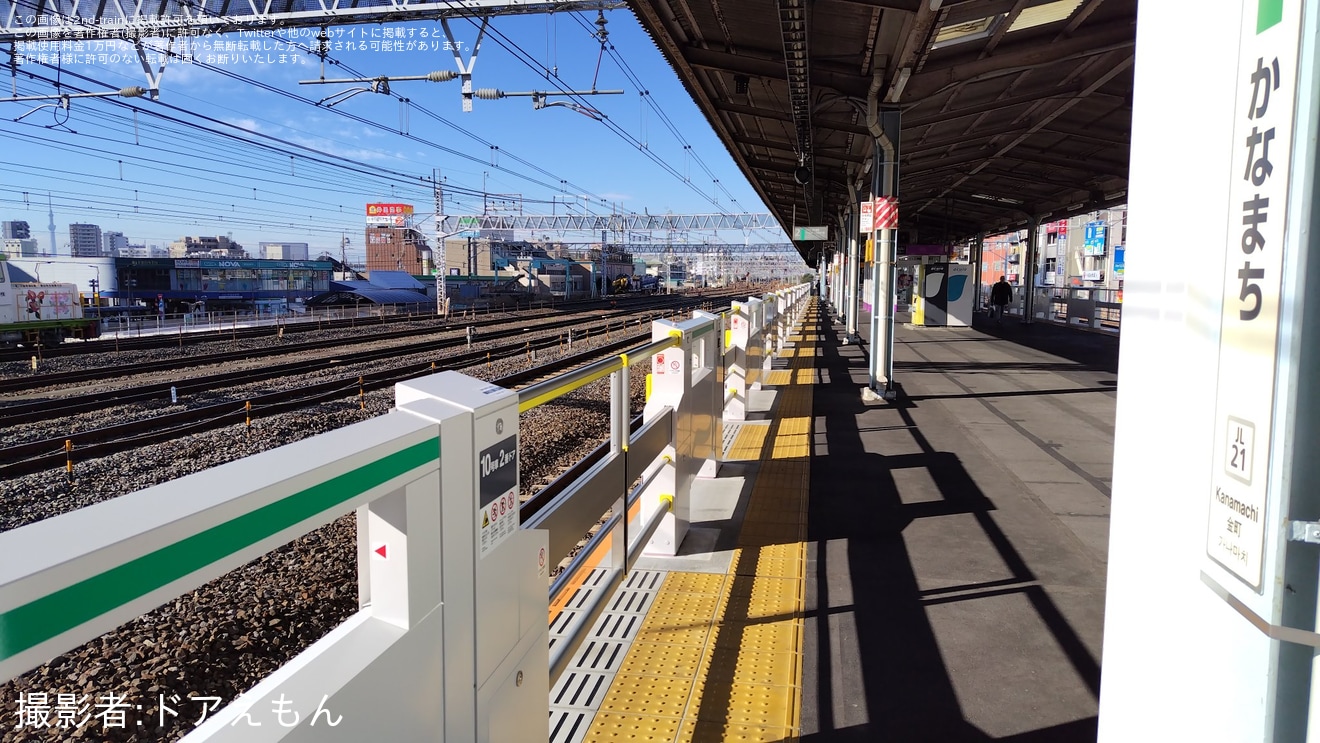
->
xmin=366 ymin=203 xmax=414 ymax=216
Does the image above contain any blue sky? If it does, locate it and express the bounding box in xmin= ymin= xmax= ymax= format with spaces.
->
xmin=0 ymin=11 xmax=787 ymax=262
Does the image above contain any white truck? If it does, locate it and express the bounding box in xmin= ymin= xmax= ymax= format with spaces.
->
xmin=0 ymin=260 xmax=100 ymax=347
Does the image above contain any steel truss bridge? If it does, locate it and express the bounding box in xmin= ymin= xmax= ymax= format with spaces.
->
xmin=610 ymin=243 xmax=797 ymax=256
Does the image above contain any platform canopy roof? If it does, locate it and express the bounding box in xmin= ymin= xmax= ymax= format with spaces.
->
xmin=627 ymin=0 xmax=1136 ymax=266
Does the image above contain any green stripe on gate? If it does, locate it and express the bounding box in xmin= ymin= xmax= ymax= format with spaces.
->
xmin=0 ymin=437 xmax=438 ymax=664
xmin=1258 ymin=0 xmax=1283 ymax=32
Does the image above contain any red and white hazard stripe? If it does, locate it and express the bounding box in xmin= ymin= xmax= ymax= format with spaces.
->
xmin=874 ymin=197 xmax=899 ymax=229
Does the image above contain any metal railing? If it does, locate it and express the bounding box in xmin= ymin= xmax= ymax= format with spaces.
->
xmin=1002 ymin=286 xmax=1122 ymax=333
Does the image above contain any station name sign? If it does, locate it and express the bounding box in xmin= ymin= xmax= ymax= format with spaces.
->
xmin=1204 ymin=0 xmax=1302 ymax=594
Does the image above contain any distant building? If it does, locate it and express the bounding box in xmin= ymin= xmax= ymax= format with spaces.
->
xmin=102 ymin=230 xmax=129 ymax=255
xmin=1 ymin=220 xmax=30 ymax=240
xmin=69 ymin=223 xmax=103 ymax=257
xmin=113 ymin=243 xmax=169 ymax=258
xmin=365 ymin=227 xmax=430 ymax=275
xmin=260 ymin=242 xmax=310 ymax=261
xmin=480 ymin=229 xmax=516 ymax=243
xmin=3 ymin=238 xmax=39 ymax=257
xmin=169 ymin=236 xmax=246 ymax=259
xmin=442 ymin=237 xmax=494 ymax=276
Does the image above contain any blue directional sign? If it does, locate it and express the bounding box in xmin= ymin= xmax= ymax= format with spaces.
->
xmin=1084 ymin=222 xmax=1107 ymax=256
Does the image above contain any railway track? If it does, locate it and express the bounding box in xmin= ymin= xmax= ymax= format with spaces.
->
xmin=0 ymin=294 xmax=712 ymax=394
xmin=0 ymin=326 xmax=652 ymax=478
xmin=0 ymin=310 xmax=658 ymax=421
xmin=0 ymin=294 xmax=630 ymax=363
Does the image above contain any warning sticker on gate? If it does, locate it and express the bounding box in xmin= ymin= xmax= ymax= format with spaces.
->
xmin=478 ymin=434 xmax=519 ymax=558
xmin=654 ymin=353 xmax=665 ymax=375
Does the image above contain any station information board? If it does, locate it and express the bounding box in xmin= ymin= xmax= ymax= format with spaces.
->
xmin=1204 ymin=0 xmax=1303 ymax=593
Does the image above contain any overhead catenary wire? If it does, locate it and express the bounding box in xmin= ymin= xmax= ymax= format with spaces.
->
xmin=8 ymin=42 xmax=609 ymax=210
xmin=0 ymin=194 xmax=361 ymax=240
xmin=5 ymin=19 xmax=778 ymax=251
xmin=268 ymin=31 xmax=616 ymax=209
xmin=4 ymin=72 xmax=589 ymax=216
xmin=567 ymin=12 xmax=750 ymax=212
xmin=568 ymin=14 xmax=722 ymax=180
xmin=387 ymin=2 xmax=742 ymax=218
xmin=4 ymin=72 xmax=482 ymax=204
xmin=563 ymin=12 xmax=791 ymax=246
xmin=14 ymin=24 xmax=753 ymax=227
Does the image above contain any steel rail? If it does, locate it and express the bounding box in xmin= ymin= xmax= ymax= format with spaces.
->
xmin=0 ymin=293 xmax=642 ymax=363
xmin=0 ymin=294 xmax=706 ymax=394
xmin=0 ymin=329 xmax=650 ymax=477
xmin=0 ymin=310 xmax=653 ymax=426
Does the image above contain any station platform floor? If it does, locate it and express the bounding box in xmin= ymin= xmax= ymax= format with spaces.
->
xmin=555 ymin=299 xmax=1117 ymax=742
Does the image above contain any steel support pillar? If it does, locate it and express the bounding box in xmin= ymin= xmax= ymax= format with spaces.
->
xmin=1021 ymin=216 xmax=1042 ymax=324
xmin=867 ymin=107 xmax=900 ymax=398
xmin=844 ymin=204 xmax=862 ymax=343
xmin=815 ymin=242 xmax=827 ymax=301
xmin=971 ymin=233 xmax=984 ymax=314
xmin=835 ymin=248 xmax=844 ymax=312
xmin=828 ymin=248 xmax=839 ymax=311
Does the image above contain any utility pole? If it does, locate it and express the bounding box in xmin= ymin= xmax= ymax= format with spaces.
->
xmin=434 ymin=168 xmax=448 ymax=318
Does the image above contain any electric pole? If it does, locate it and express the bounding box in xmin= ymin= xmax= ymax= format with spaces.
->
xmin=434 ymin=169 xmax=448 ymax=318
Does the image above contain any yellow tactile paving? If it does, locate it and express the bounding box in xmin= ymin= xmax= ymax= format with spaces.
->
xmin=677 ymin=721 xmax=798 ymax=743
xmin=687 ymin=681 xmax=797 ymax=727
xmin=663 ymin=572 xmax=729 ymax=595
xmin=700 ymin=649 xmax=801 ymax=687
xmin=735 ymin=522 xmax=804 ymax=546
xmin=584 ymin=302 xmax=821 ymax=743
xmin=597 ymin=674 xmax=696 ymax=716
xmin=730 ymin=555 xmax=802 ymax=580
xmin=650 ymin=593 xmax=723 ymax=616
xmin=717 ymin=619 xmax=801 ymax=649
xmin=726 ymin=576 xmax=803 ymax=619
xmin=635 ymin=623 xmax=716 ymax=647
xmin=618 ymin=642 xmax=708 ymax=679
xmin=590 ymin=711 xmax=684 ymax=741
xmin=725 ymin=423 xmax=771 ymax=461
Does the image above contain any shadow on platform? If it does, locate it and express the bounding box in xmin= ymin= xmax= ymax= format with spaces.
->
xmin=799 ymin=314 xmax=1106 ymax=743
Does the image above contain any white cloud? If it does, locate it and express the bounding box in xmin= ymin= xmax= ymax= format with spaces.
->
xmin=284 ymin=132 xmax=407 ymax=163
xmin=226 ymin=117 xmax=261 ymax=133
xmin=158 ymin=59 xmax=208 ymax=87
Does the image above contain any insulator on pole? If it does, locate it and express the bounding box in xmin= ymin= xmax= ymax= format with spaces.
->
xmin=474 ymin=88 xmax=506 ymax=100
xmin=427 ymin=70 xmax=458 ymax=82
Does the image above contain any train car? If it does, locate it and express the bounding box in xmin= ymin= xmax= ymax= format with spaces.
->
xmin=609 ymin=274 xmax=661 ymax=295
xmin=0 ymin=261 xmax=100 ymax=347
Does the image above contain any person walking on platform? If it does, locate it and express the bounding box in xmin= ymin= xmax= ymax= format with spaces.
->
xmin=990 ymin=276 xmax=1013 ymax=324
